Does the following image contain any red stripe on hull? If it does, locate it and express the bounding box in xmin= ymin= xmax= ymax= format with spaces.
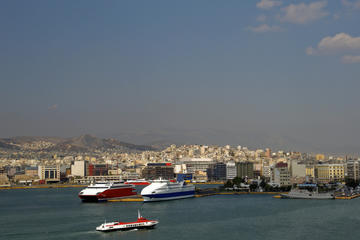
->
xmin=125 ymin=182 xmax=150 ymax=185
xmin=98 ymin=187 xmax=136 ymax=200
xmin=79 ymin=187 xmax=136 ymax=201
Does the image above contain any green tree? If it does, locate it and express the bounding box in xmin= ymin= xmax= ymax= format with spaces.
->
xmin=345 ymin=178 xmax=359 ymax=188
xmin=260 ymin=179 xmax=267 ymax=189
xmin=232 ymin=177 xmax=242 ymax=186
xmin=224 ymin=180 xmax=233 ymax=188
xmin=249 ymin=183 xmax=258 ymax=192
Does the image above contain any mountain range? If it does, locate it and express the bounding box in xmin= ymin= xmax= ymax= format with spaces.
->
xmin=0 ymin=134 xmax=157 ymax=153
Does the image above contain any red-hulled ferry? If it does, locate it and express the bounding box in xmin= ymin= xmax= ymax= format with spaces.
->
xmin=78 ymin=181 xmax=137 ymax=202
xmin=96 ymin=210 xmax=158 ymax=232
xmin=124 ymin=179 xmax=150 ymax=185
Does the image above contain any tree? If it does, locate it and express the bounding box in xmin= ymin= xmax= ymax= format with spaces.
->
xmin=224 ymin=180 xmax=233 ymax=188
xmin=264 ymin=184 xmax=273 ymax=192
xmin=232 ymin=177 xmax=242 ymax=186
xmin=345 ymin=178 xmax=359 ymax=188
xmin=249 ymin=183 xmax=258 ymax=192
xmin=260 ymin=179 xmax=267 ymax=189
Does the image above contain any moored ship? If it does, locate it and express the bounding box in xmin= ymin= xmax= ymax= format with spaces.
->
xmin=96 ymin=210 xmax=158 ymax=232
xmin=125 ymin=179 xmax=150 ymax=185
xmin=78 ymin=181 xmax=137 ymax=202
xmin=280 ymin=183 xmax=334 ymax=199
xmin=141 ymin=179 xmax=195 ymax=202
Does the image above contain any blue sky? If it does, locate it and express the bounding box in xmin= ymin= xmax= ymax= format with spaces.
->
xmin=1 ymin=0 xmax=360 ymax=154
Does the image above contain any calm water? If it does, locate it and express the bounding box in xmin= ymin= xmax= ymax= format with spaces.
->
xmin=1 ymin=187 xmax=360 ymax=240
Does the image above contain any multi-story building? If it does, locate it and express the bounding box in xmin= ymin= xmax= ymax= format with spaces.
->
xmin=272 ymin=162 xmax=291 ymax=186
xmin=179 ymin=158 xmax=214 ymax=174
xmin=290 ymin=160 xmax=306 ymax=183
xmin=306 ymin=166 xmax=315 ymax=178
xmin=262 ymin=165 xmax=272 ymax=181
xmin=71 ymin=160 xmax=89 ymax=177
xmin=346 ymin=160 xmax=359 ymax=181
xmin=38 ymin=165 xmax=60 ymax=183
xmin=25 ymin=166 xmax=38 ymax=177
xmin=315 ymin=164 xmax=345 ymax=183
xmin=226 ymin=161 xmax=237 ymax=180
xmin=207 ymin=162 xmax=226 ymax=181
xmin=253 ymin=162 xmax=263 ymax=178
xmin=236 ymin=162 xmax=254 ymax=179
xmin=88 ymin=164 xmax=108 ymax=176
xmin=141 ymin=163 xmax=174 ymax=180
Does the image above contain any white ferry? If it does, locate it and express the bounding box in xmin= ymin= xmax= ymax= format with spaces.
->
xmin=96 ymin=210 xmax=158 ymax=232
xmin=78 ymin=181 xmax=137 ymax=202
xmin=124 ymin=179 xmax=150 ymax=185
xmin=141 ymin=179 xmax=195 ymax=202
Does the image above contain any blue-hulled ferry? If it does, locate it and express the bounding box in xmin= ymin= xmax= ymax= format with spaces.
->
xmin=141 ymin=179 xmax=195 ymax=202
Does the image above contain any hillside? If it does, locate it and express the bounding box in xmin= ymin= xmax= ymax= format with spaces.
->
xmin=0 ymin=134 xmax=156 ymax=153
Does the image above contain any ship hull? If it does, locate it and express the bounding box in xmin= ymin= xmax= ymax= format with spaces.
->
xmin=125 ymin=182 xmax=150 ymax=185
xmin=280 ymin=193 xmax=334 ymax=200
xmin=96 ymin=224 xmax=157 ymax=232
xmin=142 ymin=190 xmax=195 ymax=202
xmin=79 ymin=184 xmax=137 ymax=202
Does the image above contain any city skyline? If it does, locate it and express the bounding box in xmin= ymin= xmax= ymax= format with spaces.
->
xmin=1 ymin=1 xmax=360 ymax=154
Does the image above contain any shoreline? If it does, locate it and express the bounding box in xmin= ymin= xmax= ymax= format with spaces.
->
xmin=0 ymin=184 xmax=87 ymax=190
xmin=0 ymin=182 xmax=225 ymax=190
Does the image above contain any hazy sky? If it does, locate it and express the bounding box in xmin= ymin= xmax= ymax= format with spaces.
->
xmin=1 ymin=0 xmax=360 ymax=154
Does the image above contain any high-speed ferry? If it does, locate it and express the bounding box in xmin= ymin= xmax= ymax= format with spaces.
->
xmin=96 ymin=210 xmax=158 ymax=232
xmin=141 ymin=179 xmax=195 ymax=202
xmin=124 ymin=179 xmax=150 ymax=185
xmin=78 ymin=181 xmax=137 ymax=202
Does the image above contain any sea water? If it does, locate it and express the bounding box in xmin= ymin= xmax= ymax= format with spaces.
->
xmin=0 ymin=187 xmax=359 ymax=240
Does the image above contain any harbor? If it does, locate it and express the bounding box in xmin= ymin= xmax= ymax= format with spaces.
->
xmin=1 ymin=187 xmax=360 ymax=240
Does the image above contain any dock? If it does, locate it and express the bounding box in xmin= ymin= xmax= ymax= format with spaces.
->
xmin=335 ymin=194 xmax=360 ymax=200
xmin=0 ymin=184 xmax=87 ymax=190
xmin=108 ymin=191 xmax=288 ymax=202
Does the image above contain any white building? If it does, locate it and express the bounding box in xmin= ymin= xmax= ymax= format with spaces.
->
xmin=290 ymin=160 xmax=306 ymax=178
xmin=71 ymin=160 xmax=88 ymax=177
xmin=179 ymin=158 xmax=214 ymax=174
xmin=226 ymin=161 xmax=236 ymax=180
xmin=174 ymin=164 xmax=187 ymax=174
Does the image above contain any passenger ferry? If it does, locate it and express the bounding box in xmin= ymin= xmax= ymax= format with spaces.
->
xmin=96 ymin=210 xmax=158 ymax=232
xmin=124 ymin=179 xmax=150 ymax=185
xmin=141 ymin=179 xmax=195 ymax=202
xmin=78 ymin=181 xmax=137 ymax=202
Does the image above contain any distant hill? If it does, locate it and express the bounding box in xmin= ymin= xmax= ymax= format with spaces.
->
xmin=0 ymin=134 xmax=157 ymax=153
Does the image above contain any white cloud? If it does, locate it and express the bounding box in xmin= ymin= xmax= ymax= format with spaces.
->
xmin=307 ymin=33 xmax=360 ymax=63
xmin=341 ymin=55 xmax=360 ymax=63
xmin=247 ymin=24 xmax=283 ymax=33
xmin=307 ymin=33 xmax=360 ymax=55
xmin=341 ymin=0 xmax=360 ymax=9
xmin=257 ymin=15 xmax=267 ymax=22
xmin=280 ymin=1 xmax=329 ymax=24
xmin=256 ymin=0 xmax=282 ymax=10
